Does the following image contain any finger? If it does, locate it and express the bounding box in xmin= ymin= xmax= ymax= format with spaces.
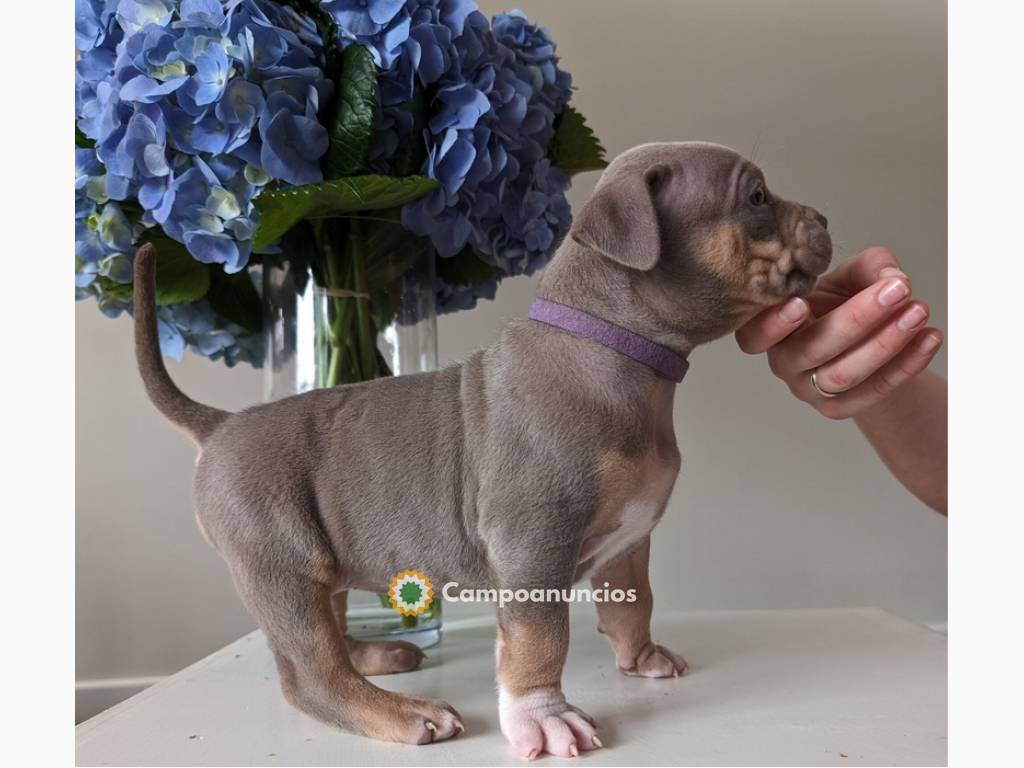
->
xmin=812 ymin=301 xmax=930 ymax=394
xmin=804 ymin=290 xmax=846 ymax=318
xmin=735 ymin=297 xmax=810 ymax=354
xmin=772 ymin=276 xmax=912 ymax=374
xmin=816 ymin=247 xmax=907 ymax=297
xmin=809 ymin=329 xmax=944 ymax=419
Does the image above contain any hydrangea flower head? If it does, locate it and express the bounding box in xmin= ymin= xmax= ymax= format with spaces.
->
xmin=323 ymin=0 xmax=576 ymax=311
xmin=76 ymin=0 xmax=590 ymax=362
xmin=75 ymin=0 xmax=334 ymax=364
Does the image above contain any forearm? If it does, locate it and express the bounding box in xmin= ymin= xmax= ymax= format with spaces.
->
xmin=853 ymin=369 xmax=947 ymax=514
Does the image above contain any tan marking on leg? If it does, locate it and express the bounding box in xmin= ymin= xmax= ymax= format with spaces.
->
xmin=579 ymin=451 xmax=679 ymax=576
xmin=586 ymin=452 xmax=643 ymax=539
xmin=587 ymin=451 xmax=679 ymax=536
xmin=495 ymin=605 xmax=599 ymax=758
xmin=496 ymin=610 xmax=568 ymax=697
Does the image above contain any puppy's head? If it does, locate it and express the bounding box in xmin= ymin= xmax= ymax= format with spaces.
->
xmin=570 ymin=142 xmax=832 ymax=344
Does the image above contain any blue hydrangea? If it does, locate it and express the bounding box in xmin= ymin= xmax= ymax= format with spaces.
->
xmin=157 ymin=296 xmax=265 ymax=365
xmin=75 ymin=0 xmax=333 ymax=364
xmin=324 ymin=1 xmax=575 ymax=312
xmin=492 ymin=9 xmax=572 ymax=112
xmin=76 ymin=0 xmax=584 ymax=362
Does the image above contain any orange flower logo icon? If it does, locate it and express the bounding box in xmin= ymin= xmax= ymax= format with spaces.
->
xmin=387 ymin=569 xmax=434 ymax=616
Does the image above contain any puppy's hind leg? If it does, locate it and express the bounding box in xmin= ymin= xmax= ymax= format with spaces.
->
xmin=226 ymin=555 xmax=461 ymax=744
xmin=330 ymin=590 xmax=426 ymax=676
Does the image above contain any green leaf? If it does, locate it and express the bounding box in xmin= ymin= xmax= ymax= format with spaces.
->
xmin=137 ymin=232 xmax=211 ymax=306
xmin=206 ymin=266 xmax=262 ymax=333
xmin=437 ymin=246 xmax=501 ymax=287
xmin=75 ymin=124 xmax=94 ymax=148
xmin=362 ymin=208 xmax=433 ymax=289
xmin=324 ymin=43 xmax=378 ymax=178
xmin=355 ymin=208 xmax=435 ymax=330
xmin=252 ymin=174 xmax=440 ymax=250
xmin=94 ymin=276 xmax=133 ymax=303
xmin=389 ymin=86 xmax=429 ymax=177
xmin=548 ymin=105 xmax=608 ymax=175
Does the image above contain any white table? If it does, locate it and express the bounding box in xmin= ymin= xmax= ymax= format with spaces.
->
xmin=75 ymin=608 xmax=946 ymax=766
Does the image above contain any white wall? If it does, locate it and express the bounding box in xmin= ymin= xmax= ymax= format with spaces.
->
xmin=76 ymin=0 xmax=946 ymax=719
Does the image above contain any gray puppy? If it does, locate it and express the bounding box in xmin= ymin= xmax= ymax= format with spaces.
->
xmin=133 ymin=142 xmax=831 ymax=759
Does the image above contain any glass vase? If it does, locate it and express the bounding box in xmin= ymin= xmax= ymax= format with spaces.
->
xmin=262 ymin=218 xmax=442 ymax=648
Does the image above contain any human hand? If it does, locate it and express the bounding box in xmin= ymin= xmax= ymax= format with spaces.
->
xmin=735 ymin=247 xmax=944 ymax=420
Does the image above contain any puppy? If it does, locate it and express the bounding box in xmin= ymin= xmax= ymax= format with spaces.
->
xmin=133 ymin=142 xmax=831 ymax=758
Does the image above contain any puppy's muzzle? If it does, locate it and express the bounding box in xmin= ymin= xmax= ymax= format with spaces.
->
xmin=784 ymin=205 xmax=832 ymax=294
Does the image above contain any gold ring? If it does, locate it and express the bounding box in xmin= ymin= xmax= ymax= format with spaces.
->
xmin=810 ymin=369 xmax=840 ymax=398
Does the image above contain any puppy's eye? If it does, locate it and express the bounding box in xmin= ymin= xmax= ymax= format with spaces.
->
xmin=749 ymin=186 xmax=767 ymax=206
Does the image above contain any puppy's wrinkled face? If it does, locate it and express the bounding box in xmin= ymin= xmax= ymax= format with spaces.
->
xmin=686 ymin=148 xmax=832 ymax=308
xmin=571 ymin=142 xmax=833 ymax=344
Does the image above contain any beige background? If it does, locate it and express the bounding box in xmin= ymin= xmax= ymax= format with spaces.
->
xmin=76 ymin=0 xmax=946 ymax=716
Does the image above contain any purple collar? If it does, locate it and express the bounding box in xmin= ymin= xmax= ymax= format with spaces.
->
xmin=527 ymin=298 xmax=689 ymax=383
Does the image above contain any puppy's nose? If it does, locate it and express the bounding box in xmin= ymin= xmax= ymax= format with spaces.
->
xmin=804 ymin=206 xmax=828 ymax=229
xmin=808 ymin=225 xmax=832 ymax=259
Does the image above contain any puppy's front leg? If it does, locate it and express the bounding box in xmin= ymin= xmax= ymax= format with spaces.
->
xmin=592 ymin=537 xmax=689 ymax=678
xmin=496 ymin=600 xmax=601 ymax=759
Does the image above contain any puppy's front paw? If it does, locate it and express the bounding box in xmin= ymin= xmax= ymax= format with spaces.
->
xmin=499 ymin=688 xmax=601 ymax=759
xmin=620 ymin=642 xmax=688 ymax=678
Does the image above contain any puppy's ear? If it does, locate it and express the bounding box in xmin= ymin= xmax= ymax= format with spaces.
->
xmin=571 ymin=164 xmax=668 ymax=271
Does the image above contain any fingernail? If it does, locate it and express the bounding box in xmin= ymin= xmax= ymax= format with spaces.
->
xmin=779 ymin=297 xmax=807 ymax=323
xmin=878 ymin=278 xmax=909 ymax=307
xmin=879 ymin=266 xmax=907 ymax=279
xmin=897 ymin=303 xmax=927 ymax=331
xmin=918 ymin=333 xmax=942 ymax=354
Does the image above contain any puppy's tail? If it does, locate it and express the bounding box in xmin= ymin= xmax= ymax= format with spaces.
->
xmin=133 ymin=243 xmax=229 ymax=444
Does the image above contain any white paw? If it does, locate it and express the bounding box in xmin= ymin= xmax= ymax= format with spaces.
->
xmin=498 ymin=687 xmax=601 ymax=759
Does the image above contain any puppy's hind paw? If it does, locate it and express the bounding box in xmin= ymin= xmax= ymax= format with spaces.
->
xmin=359 ymin=693 xmax=464 ymax=745
xmin=499 ymin=689 xmax=601 ymax=759
xmin=621 ymin=642 xmax=688 ymax=678
xmin=348 ymin=637 xmax=425 ymax=676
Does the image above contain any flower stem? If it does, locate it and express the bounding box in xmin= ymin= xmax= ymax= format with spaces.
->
xmin=349 ymin=218 xmax=376 ymax=380
xmin=313 ymin=219 xmax=351 ymax=387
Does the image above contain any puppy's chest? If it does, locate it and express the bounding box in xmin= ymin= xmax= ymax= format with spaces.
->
xmin=575 ymin=451 xmax=680 ymax=580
